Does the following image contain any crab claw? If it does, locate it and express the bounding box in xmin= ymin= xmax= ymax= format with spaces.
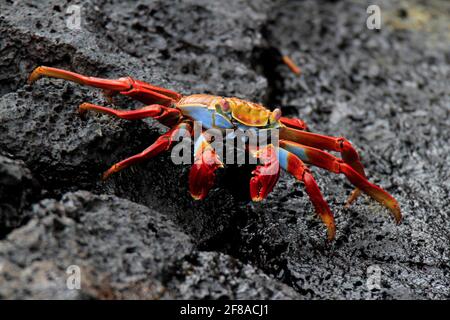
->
xmin=189 ymin=136 xmax=223 ymax=200
xmin=250 ymin=144 xmax=280 ymax=201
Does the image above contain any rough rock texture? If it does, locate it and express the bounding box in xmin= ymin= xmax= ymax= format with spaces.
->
xmin=0 ymin=0 xmax=449 ymax=299
xmin=0 ymin=191 xmax=298 ymax=299
xmin=0 ymin=154 xmax=39 ymax=237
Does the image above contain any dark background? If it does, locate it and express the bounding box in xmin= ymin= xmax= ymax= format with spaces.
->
xmin=0 ymin=0 xmax=448 ymax=299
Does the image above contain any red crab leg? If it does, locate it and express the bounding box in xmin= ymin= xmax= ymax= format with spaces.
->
xmin=249 ymin=144 xmax=280 ymax=201
xmin=28 ymin=66 xmax=182 ymax=106
xmin=78 ymin=102 xmax=182 ymax=127
xmin=280 ymin=125 xmax=367 ymax=205
xmin=278 ymin=147 xmax=336 ymax=240
xmin=189 ymin=132 xmax=223 ymax=200
xmin=279 ymin=117 xmax=308 ymax=131
xmin=102 ymin=122 xmax=192 ymax=180
xmin=279 ymin=140 xmax=402 ymax=223
xmin=280 ymin=126 xmax=366 ymax=178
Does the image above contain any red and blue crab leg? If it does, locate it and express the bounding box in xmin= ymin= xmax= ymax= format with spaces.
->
xmin=249 ymin=144 xmax=280 ymax=201
xmin=78 ymin=102 xmax=181 ymax=127
xmin=280 ymin=125 xmax=367 ymax=205
xmin=28 ymin=66 xmax=182 ymax=106
xmin=279 ymin=140 xmax=402 ymax=223
xmin=189 ymin=132 xmax=224 ymax=200
xmin=278 ymin=147 xmax=335 ymax=240
xmin=102 ymin=122 xmax=192 ymax=180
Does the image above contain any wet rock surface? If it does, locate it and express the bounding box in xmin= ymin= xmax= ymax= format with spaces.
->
xmin=0 ymin=0 xmax=449 ymax=299
xmin=0 ymin=191 xmax=298 ymax=299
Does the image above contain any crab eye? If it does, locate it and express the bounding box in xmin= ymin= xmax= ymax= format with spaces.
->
xmin=270 ymin=108 xmax=282 ymax=123
xmin=220 ymin=100 xmax=231 ymax=112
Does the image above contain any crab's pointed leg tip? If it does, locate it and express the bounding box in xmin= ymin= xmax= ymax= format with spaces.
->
xmin=101 ymin=166 xmax=117 ymax=181
xmin=327 ymin=226 xmax=336 ymax=241
xmin=282 ymin=55 xmax=301 ymax=75
xmin=327 ymin=234 xmax=335 ymax=242
xmin=27 ymin=69 xmax=40 ymax=85
xmin=77 ymin=103 xmax=91 ymax=117
xmin=101 ymin=172 xmax=110 ymax=181
xmin=345 ymin=188 xmax=361 ymax=208
xmin=393 ymin=205 xmax=402 ymax=225
xmin=384 ymin=197 xmax=402 ymax=224
xmin=28 ymin=66 xmax=49 ymax=84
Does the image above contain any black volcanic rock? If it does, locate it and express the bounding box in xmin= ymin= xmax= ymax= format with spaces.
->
xmin=0 ymin=0 xmax=448 ymax=299
xmin=0 ymin=191 xmax=299 ymax=299
xmin=0 ymin=155 xmax=39 ymax=236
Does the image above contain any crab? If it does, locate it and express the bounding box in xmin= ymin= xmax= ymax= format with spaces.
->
xmin=28 ymin=66 xmax=401 ymax=239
